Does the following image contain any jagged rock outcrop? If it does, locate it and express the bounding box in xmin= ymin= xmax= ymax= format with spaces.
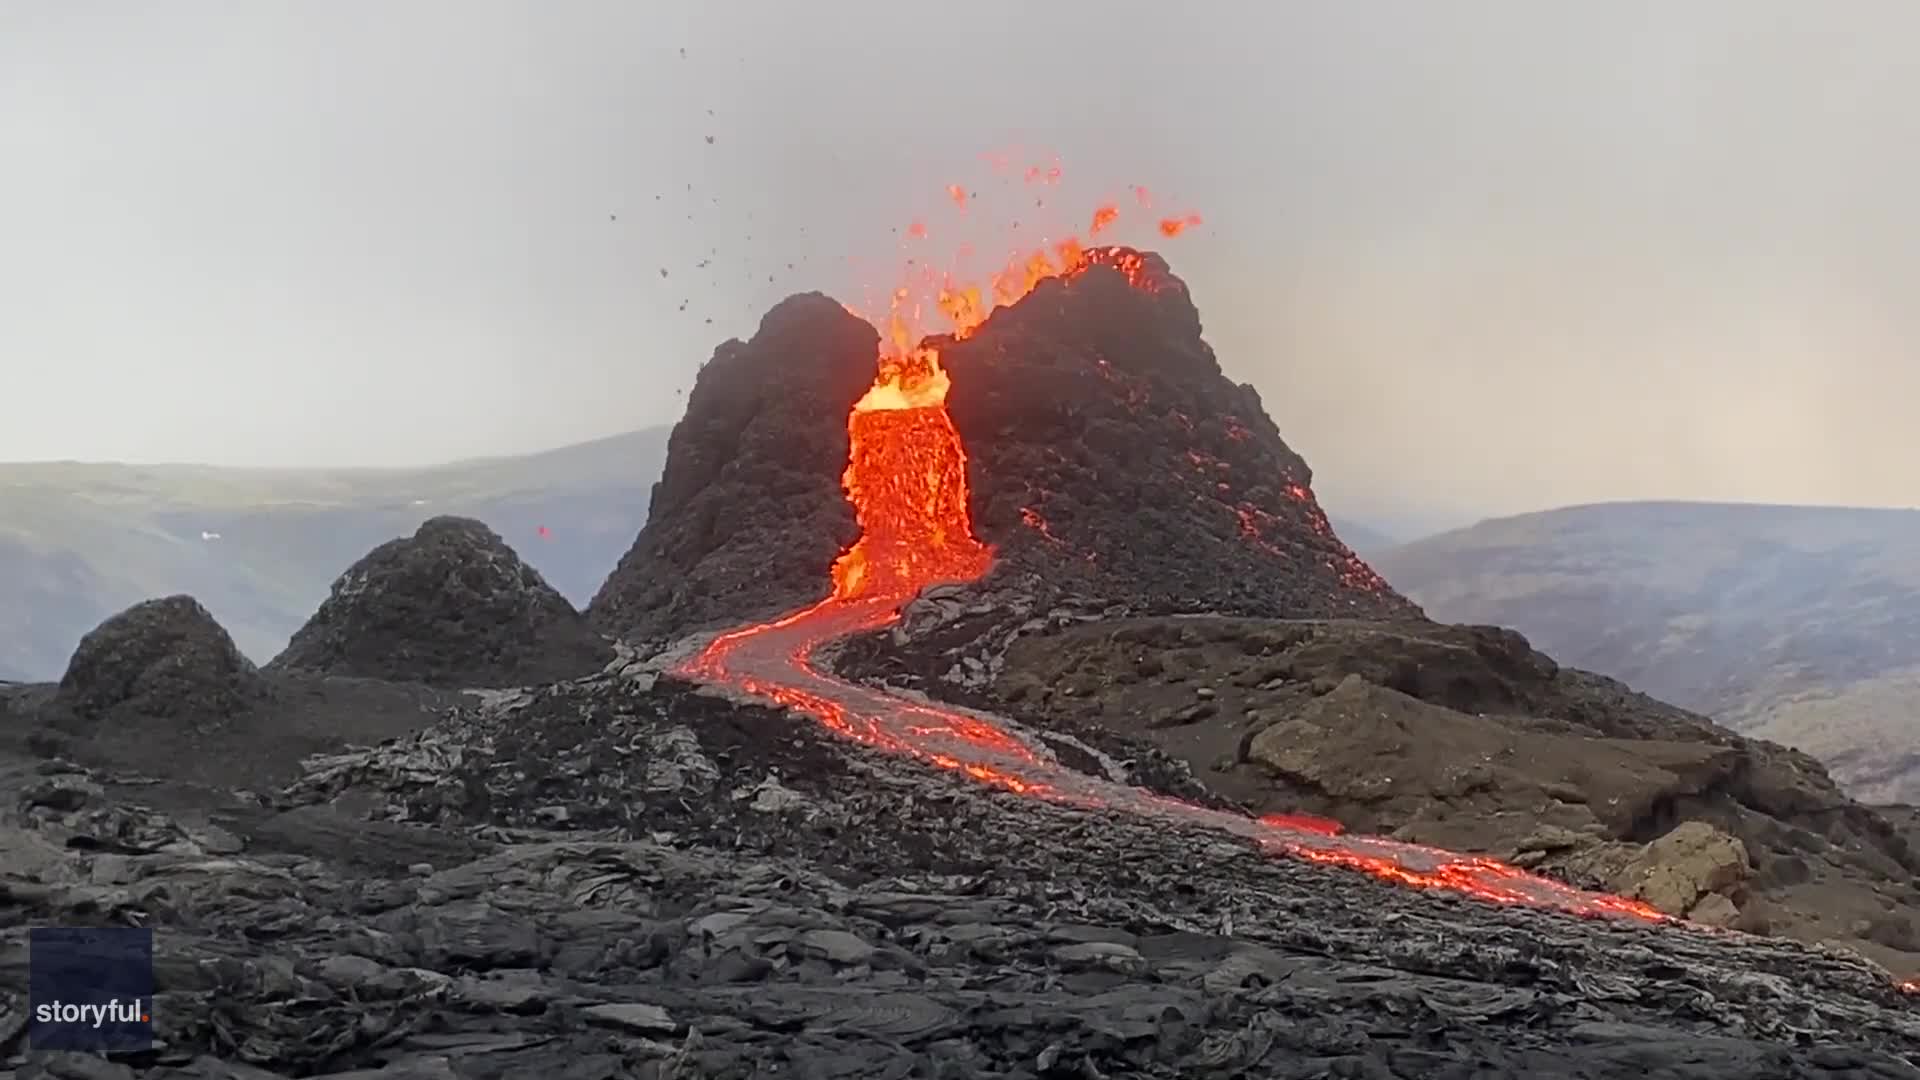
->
xmin=587 ymin=294 xmax=880 ymax=642
xmin=1618 ymin=821 xmax=1752 ymax=916
xmin=1242 ymin=673 xmax=1741 ymax=843
xmin=1516 ymin=821 xmax=1754 ymax=926
xmin=52 ymin=595 xmax=271 ymax=728
xmin=268 ymin=516 xmax=612 ymax=689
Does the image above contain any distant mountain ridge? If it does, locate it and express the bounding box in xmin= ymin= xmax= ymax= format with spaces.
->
xmin=0 ymin=427 xmax=671 ymax=681
xmin=1371 ymin=500 xmax=1920 ymax=801
xmin=0 ymin=424 xmax=1410 ymax=685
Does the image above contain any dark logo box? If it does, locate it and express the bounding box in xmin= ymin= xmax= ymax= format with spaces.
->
xmin=28 ymin=927 xmax=155 ymax=1053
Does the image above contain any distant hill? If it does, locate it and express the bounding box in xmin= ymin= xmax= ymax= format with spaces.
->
xmin=0 ymin=427 xmax=670 ymax=681
xmin=1326 ymin=517 xmax=1405 ymax=560
xmin=1371 ymin=501 xmax=1920 ymax=801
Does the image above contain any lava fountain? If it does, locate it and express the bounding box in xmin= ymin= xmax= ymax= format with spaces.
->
xmin=677 ymin=166 xmax=1666 ymax=923
xmin=829 ymin=348 xmax=990 ymax=604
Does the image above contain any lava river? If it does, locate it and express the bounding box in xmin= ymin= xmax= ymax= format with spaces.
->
xmin=676 ymin=253 xmax=1667 ymax=925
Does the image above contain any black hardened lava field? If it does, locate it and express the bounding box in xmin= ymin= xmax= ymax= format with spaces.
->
xmin=6 ymin=247 xmax=1920 ymax=1079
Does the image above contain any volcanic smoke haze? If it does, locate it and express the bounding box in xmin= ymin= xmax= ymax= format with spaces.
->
xmin=5 ymin=2 xmax=1920 ymax=522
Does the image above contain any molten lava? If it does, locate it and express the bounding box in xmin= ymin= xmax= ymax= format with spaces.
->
xmin=831 ymin=349 xmax=990 ymax=602
xmin=679 ymin=168 xmax=1668 ymax=925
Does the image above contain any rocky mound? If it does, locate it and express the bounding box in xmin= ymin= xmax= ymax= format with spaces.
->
xmin=587 ymin=294 xmax=880 ymax=642
xmin=8 ymin=592 xmax=450 ymax=788
xmin=840 ymin=611 xmax=1920 ymax=976
xmin=51 ymin=594 xmax=271 ymax=727
xmin=269 ymin=516 xmax=612 ymax=689
xmin=588 ymin=255 xmax=1416 ymax=644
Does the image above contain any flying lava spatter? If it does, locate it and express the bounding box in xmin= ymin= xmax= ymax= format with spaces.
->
xmin=678 ymin=159 xmax=1668 ymax=924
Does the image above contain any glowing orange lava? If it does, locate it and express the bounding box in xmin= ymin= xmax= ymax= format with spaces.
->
xmin=1159 ymin=213 xmax=1203 ymax=237
xmin=830 ymin=348 xmax=991 ymax=602
xmin=677 ymin=165 xmax=1670 ymax=927
xmin=1261 ymin=811 xmax=1346 ymax=836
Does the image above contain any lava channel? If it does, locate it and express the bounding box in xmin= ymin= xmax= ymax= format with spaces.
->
xmin=677 ymin=251 xmax=1666 ymax=924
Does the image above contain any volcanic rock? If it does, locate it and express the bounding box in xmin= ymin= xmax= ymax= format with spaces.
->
xmin=587 ymin=294 xmax=880 ymax=642
xmin=52 ymin=594 xmax=271 ymax=728
xmin=1618 ymin=821 xmax=1752 ymax=916
xmin=868 ymin=612 xmax=1920 ymax=976
xmin=269 ymin=516 xmax=613 ymax=688
xmin=1517 ymin=823 xmax=1756 ymax=927
xmin=1241 ymin=673 xmax=1739 ymax=846
xmin=936 ymin=252 xmax=1419 ymax=621
xmin=5 ymin=670 xmax=1917 ymax=1076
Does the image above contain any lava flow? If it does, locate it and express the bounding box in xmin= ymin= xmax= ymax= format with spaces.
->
xmin=677 ymin=176 xmax=1667 ymax=924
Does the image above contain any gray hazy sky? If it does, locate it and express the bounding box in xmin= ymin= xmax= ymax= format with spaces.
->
xmin=5 ymin=1 xmax=1918 ymax=521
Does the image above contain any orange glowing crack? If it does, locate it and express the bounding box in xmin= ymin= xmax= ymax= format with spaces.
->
xmin=675 ymin=179 xmax=1667 ymax=926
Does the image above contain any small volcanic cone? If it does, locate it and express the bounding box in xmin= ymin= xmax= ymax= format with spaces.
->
xmin=55 ymin=594 xmax=272 ymax=728
xmin=271 ymin=516 xmax=613 ymax=689
xmin=595 ymin=249 xmax=1412 ymax=646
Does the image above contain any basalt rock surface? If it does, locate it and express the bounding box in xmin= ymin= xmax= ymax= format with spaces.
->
xmin=586 ymin=295 xmax=880 ymax=643
xmin=268 ymin=516 xmax=613 ymax=689
xmin=5 ymin=668 xmax=1920 ymax=1078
